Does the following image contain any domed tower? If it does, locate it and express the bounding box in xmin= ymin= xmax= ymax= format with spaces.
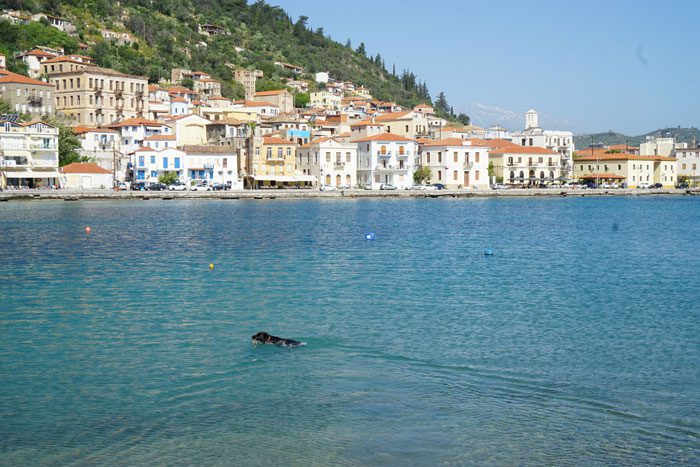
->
xmin=525 ymin=109 xmax=539 ymax=130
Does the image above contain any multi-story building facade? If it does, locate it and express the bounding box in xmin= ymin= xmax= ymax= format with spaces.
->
xmin=0 ymin=120 xmax=60 ymax=189
xmin=356 ymin=133 xmax=417 ymax=189
xmin=674 ymin=147 xmax=700 ymax=185
xmin=419 ymin=138 xmax=490 ymax=189
xmin=132 ymin=146 xmax=186 ymax=184
xmin=246 ymin=136 xmax=301 ymax=188
xmin=43 ymin=57 xmax=148 ymax=126
xmin=573 ymin=153 xmax=676 ymax=188
xmin=640 ymin=135 xmax=681 ymax=157
xmin=73 ymin=126 xmax=128 ymax=180
xmin=108 ymin=118 xmax=172 ymax=155
xmin=309 ymin=91 xmax=342 ymax=110
xmin=297 ymin=137 xmax=358 ymax=188
xmin=509 ymin=110 xmax=574 ymax=180
xmin=0 ymin=69 xmax=54 ymax=116
xmin=488 ymin=139 xmax=561 ymax=186
xmin=182 ymin=145 xmax=242 ymax=188
xmin=15 ymin=48 xmax=57 ymax=78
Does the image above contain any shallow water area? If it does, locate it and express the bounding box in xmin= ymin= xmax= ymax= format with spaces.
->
xmin=0 ymin=197 xmax=698 ymax=465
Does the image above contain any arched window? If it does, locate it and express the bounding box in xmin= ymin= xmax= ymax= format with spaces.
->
xmin=335 ymin=174 xmax=341 ymax=187
xmin=325 ymin=174 xmax=331 ymax=185
xmin=549 ymin=171 xmax=554 ymax=180
xmin=519 ymin=171 xmax=524 ymax=181
xmin=346 ymin=174 xmax=351 ymax=186
xmin=540 ymin=171 xmax=545 ymax=180
xmin=509 ymin=171 xmax=515 ymax=182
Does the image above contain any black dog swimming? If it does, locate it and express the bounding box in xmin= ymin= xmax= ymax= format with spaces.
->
xmin=252 ymin=331 xmax=304 ymax=347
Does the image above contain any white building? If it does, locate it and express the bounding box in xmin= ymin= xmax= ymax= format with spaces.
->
xmin=488 ymin=139 xmax=561 ymax=186
xmin=315 ymin=72 xmax=329 ymax=84
xmin=297 ymin=137 xmax=358 ymax=188
xmin=60 ymin=162 xmax=113 ymax=189
xmin=356 ymin=133 xmax=416 ymax=189
xmin=419 ymin=138 xmax=490 ymax=189
xmin=0 ymin=120 xmax=60 ymax=189
xmin=15 ymin=48 xmax=57 ymax=78
xmin=509 ymin=110 xmax=575 ymax=179
xmin=108 ymin=118 xmax=172 ymax=155
xmin=73 ymin=126 xmax=128 ymax=180
xmin=640 ymin=135 xmax=684 ymax=157
xmin=182 ymin=145 xmax=242 ymax=188
xmin=132 ymin=146 xmax=186 ymax=184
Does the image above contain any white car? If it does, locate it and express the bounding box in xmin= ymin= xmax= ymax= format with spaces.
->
xmin=409 ymin=184 xmax=426 ymax=190
xmin=638 ymin=182 xmax=650 ymax=189
xmin=320 ymin=185 xmax=336 ymax=191
xmin=191 ymin=183 xmax=211 ymax=191
xmin=168 ymin=182 xmax=188 ymax=191
xmin=424 ymin=185 xmax=438 ymax=191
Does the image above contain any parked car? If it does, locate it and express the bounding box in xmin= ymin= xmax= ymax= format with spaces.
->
xmin=650 ymin=183 xmax=663 ymax=189
xmin=638 ymin=182 xmax=650 ymax=189
xmin=610 ymin=182 xmax=619 ymax=188
xmin=362 ymin=183 xmax=373 ymax=190
xmin=492 ymin=184 xmax=510 ymax=190
xmin=131 ymin=181 xmax=146 ymax=191
xmin=409 ymin=184 xmax=426 ymax=190
xmin=191 ymin=183 xmax=211 ymax=191
xmin=601 ymin=182 xmax=611 ymax=189
xmin=115 ymin=181 xmax=128 ymax=190
xmin=676 ymin=181 xmax=690 ymax=189
xmin=168 ymin=182 xmax=188 ymax=191
xmin=320 ymin=185 xmax=336 ymax=191
xmin=583 ymin=181 xmax=598 ymax=189
xmin=379 ymin=183 xmax=397 ymax=190
xmin=621 ymin=182 xmax=628 ymax=188
xmin=225 ymin=181 xmax=233 ymax=190
xmin=212 ymin=182 xmax=225 ymax=191
xmin=431 ymin=183 xmax=445 ymax=190
xmin=424 ymin=184 xmax=439 ymax=191
xmin=146 ymin=183 xmax=167 ymax=191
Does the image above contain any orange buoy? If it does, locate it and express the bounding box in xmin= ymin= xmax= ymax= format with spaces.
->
xmin=85 ymin=226 xmax=91 ymax=234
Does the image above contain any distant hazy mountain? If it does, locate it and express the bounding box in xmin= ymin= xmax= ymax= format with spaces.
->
xmin=574 ymin=127 xmax=700 ymax=149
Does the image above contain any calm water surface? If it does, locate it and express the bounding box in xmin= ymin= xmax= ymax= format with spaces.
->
xmin=0 ymin=197 xmax=698 ymax=465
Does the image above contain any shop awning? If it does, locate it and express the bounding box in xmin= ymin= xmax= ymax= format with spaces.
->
xmin=252 ymin=175 xmax=317 ymax=182
xmin=578 ymin=173 xmax=625 ymax=179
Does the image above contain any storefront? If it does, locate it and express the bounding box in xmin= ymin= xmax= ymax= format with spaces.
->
xmin=1 ymin=167 xmax=62 ymax=189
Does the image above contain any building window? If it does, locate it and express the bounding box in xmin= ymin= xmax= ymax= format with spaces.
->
xmin=346 ymin=152 xmax=351 ymax=162
xmin=475 ymin=170 xmax=480 ymax=180
xmin=150 ymin=155 xmax=155 ymax=164
xmin=475 ymin=152 xmax=480 ymax=163
xmin=453 ymin=152 xmax=458 ymax=163
xmin=427 ymin=153 xmax=431 ymax=163
xmin=453 ymin=170 xmax=458 ymax=180
xmin=438 ymin=152 xmax=442 ymax=163
xmin=438 ymin=170 xmax=442 ymax=180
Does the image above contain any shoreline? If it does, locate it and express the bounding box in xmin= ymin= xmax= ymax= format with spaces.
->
xmin=0 ymin=188 xmax=697 ymax=202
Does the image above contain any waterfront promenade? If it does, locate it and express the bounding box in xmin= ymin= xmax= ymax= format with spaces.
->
xmin=0 ymin=187 xmax=697 ymax=202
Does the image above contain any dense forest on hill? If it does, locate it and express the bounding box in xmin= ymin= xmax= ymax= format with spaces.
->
xmin=0 ymin=0 xmax=460 ymax=115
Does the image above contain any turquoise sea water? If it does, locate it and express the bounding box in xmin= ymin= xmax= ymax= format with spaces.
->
xmin=0 ymin=197 xmax=698 ymax=465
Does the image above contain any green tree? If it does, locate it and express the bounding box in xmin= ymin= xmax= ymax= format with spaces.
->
xmin=413 ymin=166 xmax=431 ymax=184
xmin=158 ymin=171 xmax=179 ymax=185
xmin=0 ymin=99 xmax=12 ymax=114
xmin=51 ymin=120 xmax=85 ymax=167
xmin=434 ymin=92 xmax=451 ymax=119
xmin=488 ymin=160 xmax=495 ymax=177
xmin=294 ymin=92 xmax=309 ymax=108
xmin=181 ymin=78 xmax=195 ymax=90
xmin=356 ymin=42 xmax=366 ymax=57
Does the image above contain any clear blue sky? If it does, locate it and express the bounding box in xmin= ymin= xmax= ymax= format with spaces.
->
xmin=267 ymin=0 xmax=699 ymax=135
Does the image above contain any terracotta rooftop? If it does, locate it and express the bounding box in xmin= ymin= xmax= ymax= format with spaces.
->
xmin=354 ymin=132 xmax=415 ymax=143
xmin=60 ymin=162 xmax=111 ymax=174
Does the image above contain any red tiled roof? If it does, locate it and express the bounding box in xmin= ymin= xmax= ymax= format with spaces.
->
xmin=73 ymin=125 xmax=118 ymax=134
xmin=354 ymin=132 xmax=415 ymax=143
xmin=144 ymin=134 xmax=176 ymax=141
xmin=263 ymin=136 xmax=296 ymax=145
xmin=254 ymin=89 xmax=289 ymax=96
xmin=108 ymin=118 xmax=163 ymax=128
xmin=0 ymin=70 xmax=52 ymax=86
xmin=577 ymin=173 xmax=626 ymax=179
xmin=60 ymin=162 xmax=111 ymax=174
xmin=574 ymin=153 xmax=675 ymax=162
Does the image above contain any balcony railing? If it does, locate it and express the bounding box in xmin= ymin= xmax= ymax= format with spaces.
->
xmin=30 ymin=143 xmax=57 ymax=150
xmin=334 ymin=163 xmax=345 ymax=170
xmin=375 ymin=165 xmax=408 ymax=171
xmin=464 ymin=161 xmax=474 ymax=169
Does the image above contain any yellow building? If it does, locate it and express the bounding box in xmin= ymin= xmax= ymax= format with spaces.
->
xmin=247 ymin=136 xmax=302 ymax=188
xmin=165 ymin=114 xmax=210 ymax=146
xmin=574 ymin=153 xmax=676 ymax=188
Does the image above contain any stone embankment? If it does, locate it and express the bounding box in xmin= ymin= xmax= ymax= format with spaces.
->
xmin=0 ymin=188 xmax=697 ymax=202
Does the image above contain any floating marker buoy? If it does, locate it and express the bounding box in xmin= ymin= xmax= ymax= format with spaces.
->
xmin=209 ymin=263 xmax=214 ymax=270
xmin=85 ymin=226 xmax=91 ymax=234
xmin=484 ymin=248 xmax=494 ymax=256
xmin=365 ymin=233 xmax=375 ymax=241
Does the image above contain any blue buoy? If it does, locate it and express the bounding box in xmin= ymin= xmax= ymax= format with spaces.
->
xmin=365 ymin=233 xmax=375 ymax=241
xmin=484 ymin=248 xmax=494 ymax=256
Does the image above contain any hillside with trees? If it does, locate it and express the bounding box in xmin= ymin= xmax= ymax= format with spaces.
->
xmin=0 ymin=0 xmax=461 ymax=115
xmin=574 ymin=127 xmax=700 ymax=150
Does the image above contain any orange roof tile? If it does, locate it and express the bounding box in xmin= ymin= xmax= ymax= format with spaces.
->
xmin=144 ymin=134 xmax=176 ymax=141
xmin=263 ymin=136 xmax=296 ymax=145
xmin=60 ymin=162 xmax=111 ymax=174
xmin=73 ymin=125 xmax=118 ymax=134
xmin=0 ymin=71 xmax=52 ymax=86
xmin=354 ymin=132 xmax=415 ymax=143
xmin=574 ymin=153 xmax=675 ymax=162
xmin=108 ymin=118 xmax=163 ymax=128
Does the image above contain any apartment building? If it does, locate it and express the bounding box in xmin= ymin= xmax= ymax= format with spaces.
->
xmin=297 ymin=137 xmax=358 ymax=188
xmin=0 ymin=70 xmax=54 ymax=116
xmin=420 ymin=138 xmax=490 ymax=189
xmin=233 ymin=69 xmax=263 ymax=101
xmin=573 ymin=153 xmax=676 ymax=188
xmin=0 ymin=119 xmax=60 ymax=189
xmin=488 ymin=139 xmax=561 ymax=186
xmin=43 ymin=57 xmax=148 ymax=126
xmin=356 ymin=133 xmax=417 ymax=189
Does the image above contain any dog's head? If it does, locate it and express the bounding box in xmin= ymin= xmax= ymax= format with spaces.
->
xmin=252 ymin=332 xmax=270 ymax=343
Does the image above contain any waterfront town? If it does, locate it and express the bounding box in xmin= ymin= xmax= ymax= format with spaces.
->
xmin=0 ymin=16 xmax=695 ymax=193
